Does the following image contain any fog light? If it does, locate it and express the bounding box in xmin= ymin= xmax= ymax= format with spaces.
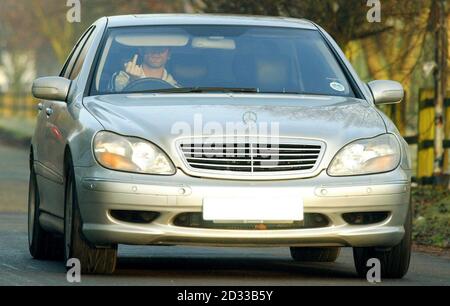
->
xmin=342 ymin=212 xmax=389 ymax=225
xmin=110 ymin=210 xmax=160 ymax=224
xmin=314 ymin=214 xmax=326 ymax=224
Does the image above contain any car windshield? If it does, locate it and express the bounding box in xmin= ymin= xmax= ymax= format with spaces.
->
xmin=91 ymin=25 xmax=356 ymax=97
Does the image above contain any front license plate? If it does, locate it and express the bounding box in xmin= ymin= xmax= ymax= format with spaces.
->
xmin=203 ymin=195 xmax=303 ymax=223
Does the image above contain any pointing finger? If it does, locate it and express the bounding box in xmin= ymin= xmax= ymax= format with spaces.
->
xmin=132 ymin=54 xmax=138 ymax=65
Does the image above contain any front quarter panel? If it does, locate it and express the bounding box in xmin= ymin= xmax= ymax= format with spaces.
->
xmin=66 ymin=100 xmax=104 ymax=168
xmin=376 ymin=109 xmax=412 ymax=172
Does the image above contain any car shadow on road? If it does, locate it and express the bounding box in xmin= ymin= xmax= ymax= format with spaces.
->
xmin=115 ymin=256 xmax=358 ymax=280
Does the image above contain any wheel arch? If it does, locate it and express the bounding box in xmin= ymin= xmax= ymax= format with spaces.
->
xmin=63 ymin=144 xmax=74 ymax=180
xmin=29 ymin=145 xmax=35 ymax=170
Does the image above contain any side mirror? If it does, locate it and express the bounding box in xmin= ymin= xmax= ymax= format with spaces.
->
xmin=32 ymin=77 xmax=71 ymax=102
xmin=367 ymin=80 xmax=404 ymax=105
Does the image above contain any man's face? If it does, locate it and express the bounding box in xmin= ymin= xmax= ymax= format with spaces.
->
xmin=143 ymin=47 xmax=169 ymax=69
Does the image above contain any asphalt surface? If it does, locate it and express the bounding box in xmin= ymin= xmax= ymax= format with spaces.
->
xmin=0 ymin=142 xmax=29 ymax=213
xmin=0 ymin=141 xmax=449 ymax=286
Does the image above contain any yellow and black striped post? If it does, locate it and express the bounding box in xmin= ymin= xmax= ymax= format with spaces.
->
xmin=442 ymin=91 xmax=450 ymax=174
xmin=417 ymin=89 xmax=435 ymax=184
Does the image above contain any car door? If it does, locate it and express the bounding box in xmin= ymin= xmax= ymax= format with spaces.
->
xmin=46 ymin=26 xmax=96 ymax=175
xmin=36 ymin=27 xmax=95 ymax=217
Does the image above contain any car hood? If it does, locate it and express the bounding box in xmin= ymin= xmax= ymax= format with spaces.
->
xmin=83 ymin=94 xmax=387 ymax=168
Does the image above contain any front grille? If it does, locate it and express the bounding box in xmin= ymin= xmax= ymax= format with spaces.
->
xmin=173 ymin=213 xmax=330 ymax=230
xmin=178 ymin=138 xmax=324 ymax=174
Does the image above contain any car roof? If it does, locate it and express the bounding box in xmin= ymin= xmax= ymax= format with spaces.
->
xmin=106 ymin=14 xmax=317 ymax=30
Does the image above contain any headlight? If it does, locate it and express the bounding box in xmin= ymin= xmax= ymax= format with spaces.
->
xmin=328 ymin=134 xmax=401 ymax=176
xmin=94 ymin=131 xmax=176 ymax=175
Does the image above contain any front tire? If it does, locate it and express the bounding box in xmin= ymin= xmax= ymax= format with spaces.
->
xmin=28 ymin=167 xmax=63 ymax=260
xmin=290 ymin=247 xmax=341 ymax=262
xmin=353 ymin=206 xmax=412 ymax=279
xmin=64 ymin=160 xmax=117 ymax=275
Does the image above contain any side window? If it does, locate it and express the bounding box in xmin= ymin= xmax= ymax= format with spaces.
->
xmin=69 ymin=27 xmax=97 ymax=80
xmin=60 ymin=27 xmax=94 ymax=79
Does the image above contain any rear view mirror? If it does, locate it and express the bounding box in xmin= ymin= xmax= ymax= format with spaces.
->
xmin=367 ymin=80 xmax=404 ymax=105
xmin=192 ymin=37 xmax=236 ymax=50
xmin=115 ymin=34 xmax=189 ymax=47
xmin=32 ymin=77 xmax=71 ymax=102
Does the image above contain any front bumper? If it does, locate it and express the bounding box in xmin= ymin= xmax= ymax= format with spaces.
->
xmin=75 ymin=166 xmax=411 ymax=248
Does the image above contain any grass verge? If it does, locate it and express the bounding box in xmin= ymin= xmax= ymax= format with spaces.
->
xmin=412 ymin=186 xmax=450 ymax=249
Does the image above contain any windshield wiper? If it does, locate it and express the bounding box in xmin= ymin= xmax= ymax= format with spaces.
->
xmin=258 ymin=91 xmax=305 ymax=95
xmin=133 ymin=87 xmax=259 ymax=94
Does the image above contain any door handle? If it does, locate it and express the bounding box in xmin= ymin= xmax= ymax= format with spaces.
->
xmin=37 ymin=103 xmax=43 ymax=111
xmin=45 ymin=107 xmax=53 ymax=116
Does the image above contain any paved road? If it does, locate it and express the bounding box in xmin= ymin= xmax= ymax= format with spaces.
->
xmin=0 ymin=142 xmax=449 ymax=286
xmin=0 ymin=142 xmax=29 ymax=213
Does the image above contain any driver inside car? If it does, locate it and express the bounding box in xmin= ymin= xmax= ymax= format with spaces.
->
xmin=114 ymin=46 xmax=180 ymax=91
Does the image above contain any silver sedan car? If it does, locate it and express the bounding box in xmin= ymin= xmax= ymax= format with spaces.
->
xmin=29 ymin=14 xmax=411 ymax=277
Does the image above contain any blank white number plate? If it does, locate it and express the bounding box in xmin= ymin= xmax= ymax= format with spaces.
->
xmin=203 ymin=194 xmax=303 ymax=223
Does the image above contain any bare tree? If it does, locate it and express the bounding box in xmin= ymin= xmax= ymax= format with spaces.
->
xmin=192 ymin=0 xmax=429 ymax=48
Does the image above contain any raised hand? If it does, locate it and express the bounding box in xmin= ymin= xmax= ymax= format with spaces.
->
xmin=124 ymin=54 xmax=144 ymax=78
